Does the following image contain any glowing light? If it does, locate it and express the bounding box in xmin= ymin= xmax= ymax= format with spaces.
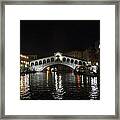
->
xmin=99 ymin=45 xmax=100 ymax=48
xmin=21 ymin=61 xmax=23 ymax=63
xmin=46 ymin=71 xmax=49 ymax=80
xmin=88 ymin=61 xmax=91 ymax=65
xmin=20 ymin=54 xmax=23 ymax=57
xmin=47 ymin=67 xmax=50 ymax=71
xmin=20 ymin=54 xmax=28 ymax=59
xmin=96 ymin=62 xmax=98 ymax=66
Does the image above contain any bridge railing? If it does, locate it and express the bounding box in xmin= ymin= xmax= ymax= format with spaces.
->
xmin=30 ymin=56 xmax=86 ymax=67
xmin=29 ymin=55 xmax=89 ymax=72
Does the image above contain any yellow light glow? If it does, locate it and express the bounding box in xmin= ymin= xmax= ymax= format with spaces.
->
xmin=47 ymin=71 xmax=49 ymax=80
xmin=96 ymin=62 xmax=98 ymax=66
xmin=47 ymin=67 xmax=50 ymax=70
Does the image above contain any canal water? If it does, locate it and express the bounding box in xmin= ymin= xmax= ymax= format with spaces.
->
xmin=20 ymin=69 xmax=100 ymax=100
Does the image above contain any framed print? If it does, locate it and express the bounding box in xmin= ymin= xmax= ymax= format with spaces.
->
xmin=0 ymin=0 xmax=119 ymax=119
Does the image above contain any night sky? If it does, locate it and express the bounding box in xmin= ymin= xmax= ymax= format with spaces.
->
xmin=20 ymin=20 xmax=100 ymax=57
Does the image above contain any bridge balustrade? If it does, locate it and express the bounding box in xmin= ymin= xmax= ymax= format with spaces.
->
xmin=29 ymin=54 xmax=88 ymax=72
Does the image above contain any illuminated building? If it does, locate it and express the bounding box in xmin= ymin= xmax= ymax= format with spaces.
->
xmin=20 ymin=54 xmax=29 ymax=72
xmin=64 ymin=49 xmax=100 ymax=65
xmin=64 ymin=51 xmax=83 ymax=59
xmin=28 ymin=55 xmax=38 ymax=61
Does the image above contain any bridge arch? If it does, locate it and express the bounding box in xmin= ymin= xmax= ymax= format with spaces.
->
xmin=41 ymin=63 xmax=74 ymax=72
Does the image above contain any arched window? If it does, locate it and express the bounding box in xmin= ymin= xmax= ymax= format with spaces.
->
xmin=43 ymin=60 xmax=46 ymax=64
xmin=71 ymin=59 xmax=74 ymax=63
xmin=47 ymin=59 xmax=50 ymax=63
xmin=83 ymin=62 xmax=86 ymax=66
xmin=31 ymin=63 xmax=34 ymax=66
xmin=51 ymin=58 xmax=54 ymax=62
xmin=79 ymin=61 xmax=82 ymax=65
xmin=35 ymin=61 xmax=38 ymax=66
xmin=67 ymin=58 xmax=70 ymax=63
xmin=62 ymin=57 xmax=66 ymax=62
xmin=39 ymin=60 xmax=42 ymax=65
xmin=75 ymin=60 xmax=78 ymax=64
xmin=55 ymin=58 xmax=60 ymax=62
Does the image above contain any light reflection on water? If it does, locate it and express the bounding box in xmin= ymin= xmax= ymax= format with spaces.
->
xmin=20 ymin=71 xmax=100 ymax=100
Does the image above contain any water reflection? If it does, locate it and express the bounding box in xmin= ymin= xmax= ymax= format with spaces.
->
xmin=20 ymin=70 xmax=100 ymax=100
xmin=52 ymin=72 xmax=65 ymax=100
xmin=20 ymin=74 xmax=31 ymax=99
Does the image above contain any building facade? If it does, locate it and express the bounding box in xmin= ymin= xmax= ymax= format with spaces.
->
xmin=64 ymin=49 xmax=100 ymax=65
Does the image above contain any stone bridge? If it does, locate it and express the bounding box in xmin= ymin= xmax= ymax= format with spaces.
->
xmin=30 ymin=52 xmax=87 ymax=72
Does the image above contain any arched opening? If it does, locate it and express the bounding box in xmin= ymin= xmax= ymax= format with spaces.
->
xmin=39 ymin=60 xmax=42 ymax=65
xmin=42 ymin=64 xmax=74 ymax=73
xmin=75 ymin=60 xmax=78 ymax=64
xmin=35 ymin=61 xmax=38 ymax=66
xmin=71 ymin=59 xmax=74 ymax=63
xmin=79 ymin=61 xmax=82 ymax=65
xmin=67 ymin=58 xmax=70 ymax=63
xmin=51 ymin=58 xmax=54 ymax=62
xmin=83 ymin=62 xmax=86 ymax=66
xmin=43 ymin=60 xmax=46 ymax=64
xmin=55 ymin=58 xmax=60 ymax=62
xmin=47 ymin=59 xmax=50 ymax=63
xmin=62 ymin=57 xmax=66 ymax=62
xmin=56 ymin=55 xmax=60 ymax=58
xmin=31 ymin=63 xmax=34 ymax=66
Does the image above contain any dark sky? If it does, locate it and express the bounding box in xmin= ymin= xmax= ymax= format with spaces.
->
xmin=20 ymin=20 xmax=100 ymax=57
